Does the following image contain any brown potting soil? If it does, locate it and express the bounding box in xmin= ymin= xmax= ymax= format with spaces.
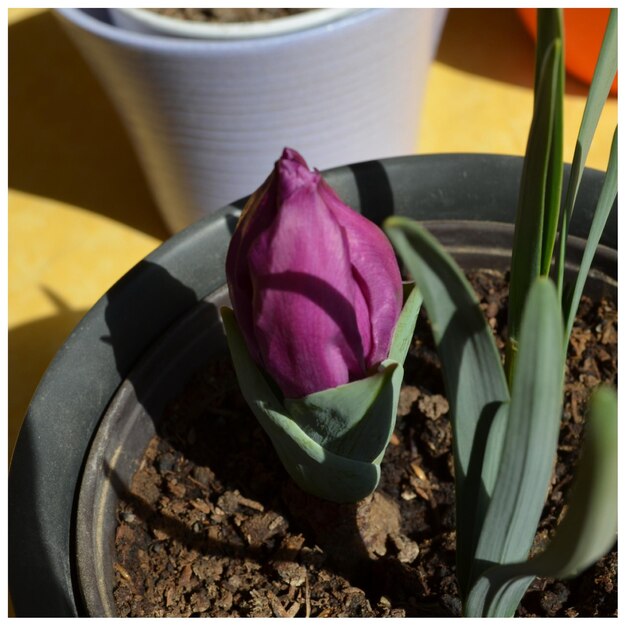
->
xmin=113 ymin=269 xmax=617 ymax=617
xmin=149 ymin=8 xmax=312 ymax=24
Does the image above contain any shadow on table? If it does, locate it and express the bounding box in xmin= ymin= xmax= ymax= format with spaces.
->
xmin=436 ymin=8 xmax=591 ymax=97
xmin=8 ymin=10 xmax=168 ymax=240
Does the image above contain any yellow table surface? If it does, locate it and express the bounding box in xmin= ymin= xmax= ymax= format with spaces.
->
xmin=7 ymin=11 xmax=616 ymax=608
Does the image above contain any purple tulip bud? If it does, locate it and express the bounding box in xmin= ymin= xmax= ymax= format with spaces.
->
xmin=226 ymin=148 xmax=403 ymax=398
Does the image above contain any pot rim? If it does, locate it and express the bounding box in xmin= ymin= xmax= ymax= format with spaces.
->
xmin=54 ymin=7 xmax=382 ymax=52
xmin=8 ymin=153 xmax=617 ymax=616
xmin=110 ymin=8 xmax=364 ymax=41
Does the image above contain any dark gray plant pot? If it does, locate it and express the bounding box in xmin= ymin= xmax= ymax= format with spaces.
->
xmin=8 ymin=154 xmax=617 ymax=617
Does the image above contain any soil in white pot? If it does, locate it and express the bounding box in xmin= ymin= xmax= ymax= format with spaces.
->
xmin=149 ymin=9 xmax=313 ymax=23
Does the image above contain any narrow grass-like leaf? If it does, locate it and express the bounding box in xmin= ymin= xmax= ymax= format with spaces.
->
xmin=531 ymin=386 xmax=617 ymax=578
xmin=562 ymin=127 xmax=617 ymax=353
xmin=465 ymin=386 xmax=616 ymax=617
xmin=470 ymin=401 xmax=509 ymax=546
xmin=507 ymin=40 xmax=562 ymax=378
xmin=536 ymin=9 xmax=564 ymax=276
xmin=468 ymin=278 xmax=563 ymax=607
xmin=222 ymin=307 xmax=383 ymax=502
xmin=555 ymin=8 xmax=617 ymax=299
xmin=384 ymin=216 xmax=509 ymax=594
xmin=388 ymin=285 xmax=422 ymax=366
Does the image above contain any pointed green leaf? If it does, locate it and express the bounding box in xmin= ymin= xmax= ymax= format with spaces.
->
xmin=222 ymin=307 xmax=385 ymax=503
xmin=221 ymin=307 xmax=288 ymax=416
xmin=388 ymin=285 xmax=422 ymax=365
xmin=469 ymin=278 xmax=563 ymax=597
xmin=384 ymin=216 xmax=509 ymax=594
xmin=556 ymin=8 xmax=616 ymax=298
xmin=465 ymin=386 xmax=616 ymax=617
xmin=562 ymin=126 xmax=617 ymax=352
xmin=531 ymin=386 xmax=617 ymax=578
xmin=532 ymin=9 xmax=562 ymax=98
xmin=536 ymin=9 xmax=564 ymax=276
xmin=285 ymin=358 xmax=402 ymax=463
xmin=508 ymin=38 xmax=562 ymax=369
xmin=467 ymin=401 xmax=509 ymax=556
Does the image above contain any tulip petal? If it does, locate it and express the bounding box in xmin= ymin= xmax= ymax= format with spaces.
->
xmin=225 ymin=147 xmax=403 ymax=398
xmin=248 ymin=177 xmax=366 ymax=397
xmin=319 ymin=179 xmax=403 ymax=367
xmin=225 ymin=170 xmax=279 ymax=363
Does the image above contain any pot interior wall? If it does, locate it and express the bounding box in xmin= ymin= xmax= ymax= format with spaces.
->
xmin=76 ymin=284 xmax=230 ymax=615
xmin=75 ymin=221 xmax=616 ymax=616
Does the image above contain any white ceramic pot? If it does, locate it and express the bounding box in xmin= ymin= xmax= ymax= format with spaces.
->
xmin=55 ymin=8 xmax=447 ymax=232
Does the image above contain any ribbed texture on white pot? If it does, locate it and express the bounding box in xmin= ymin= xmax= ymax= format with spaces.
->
xmin=55 ymin=9 xmax=447 ymax=232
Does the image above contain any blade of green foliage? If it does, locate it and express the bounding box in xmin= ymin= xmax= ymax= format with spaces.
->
xmin=388 ymin=285 xmax=422 ymax=365
xmin=222 ymin=307 xmax=384 ymax=502
xmin=470 ymin=400 xmax=509 ymax=542
xmin=532 ymin=10 xmax=561 ymax=96
xmin=507 ymin=39 xmax=562 ymax=378
xmin=536 ymin=9 xmax=564 ymax=276
xmin=467 ymin=278 xmax=563 ymax=613
xmin=285 ymin=358 xmax=402 ymax=464
xmin=384 ymin=217 xmax=509 ymax=594
xmin=562 ymin=127 xmax=617 ymax=353
xmin=555 ymin=8 xmax=617 ymax=299
xmin=465 ymin=386 xmax=616 ymax=617
xmin=466 ymin=569 xmax=535 ymax=618
xmin=532 ymin=386 xmax=617 ymax=578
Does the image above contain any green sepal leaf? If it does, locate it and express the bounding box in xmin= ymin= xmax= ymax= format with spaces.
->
xmin=469 ymin=278 xmax=563 ymax=594
xmin=384 ymin=216 xmax=509 ymax=595
xmin=388 ymin=284 xmax=423 ymax=365
xmin=285 ymin=358 xmax=402 ymax=464
xmin=221 ymin=307 xmax=400 ymax=503
xmin=465 ymin=386 xmax=616 ymax=617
